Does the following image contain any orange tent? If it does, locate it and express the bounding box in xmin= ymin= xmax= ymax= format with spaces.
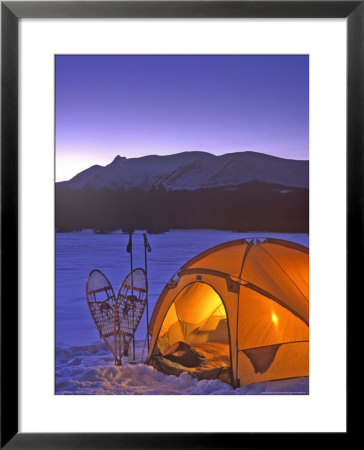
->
xmin=147 ymin=238 xmax=309 ymax=387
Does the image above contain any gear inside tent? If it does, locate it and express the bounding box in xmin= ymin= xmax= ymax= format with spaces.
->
xmin=147 ymin=238 xmax=309 ymax=386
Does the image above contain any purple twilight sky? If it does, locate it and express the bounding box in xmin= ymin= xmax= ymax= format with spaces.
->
xmin=56 ymin=55 xmax=309 ymax=182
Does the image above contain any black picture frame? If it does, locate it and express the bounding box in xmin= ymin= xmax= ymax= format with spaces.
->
xmin=1 ymin=1 xmax=356 ymax=448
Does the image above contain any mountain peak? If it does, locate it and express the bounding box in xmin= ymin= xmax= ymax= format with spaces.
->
xmin=62 ymin=151 xmax=308 ymax=191
xmin=112 ymin=155 xmax=126 ymax=163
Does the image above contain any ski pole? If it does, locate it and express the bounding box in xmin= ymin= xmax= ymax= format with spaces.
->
xmin=143 ymin=233 xmax=152 ymax=350
xmin=126 ymin=231 xmax=135 ymax=360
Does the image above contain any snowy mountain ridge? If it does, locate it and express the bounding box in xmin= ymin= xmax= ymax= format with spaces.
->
xmin=61 ymin=151 xmax=309 ymax=191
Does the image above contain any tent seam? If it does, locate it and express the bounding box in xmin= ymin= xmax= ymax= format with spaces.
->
xmin=243 ymin=282 xmax=309 ymax=326
xmin=235 ymin=240 xmax=254 ymax=386
xmin=259 ymin=245 xmax=309 ymax=304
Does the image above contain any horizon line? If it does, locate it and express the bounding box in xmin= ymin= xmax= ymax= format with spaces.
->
xmin=56 ymin=149 xmax=309 ymax=183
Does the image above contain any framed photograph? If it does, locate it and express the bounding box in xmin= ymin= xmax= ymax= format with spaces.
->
xmin=1 ymin=0 xmax=356 ymax=447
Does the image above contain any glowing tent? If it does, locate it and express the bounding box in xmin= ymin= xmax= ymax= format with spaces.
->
xmin=147 ymin=238 xmax=309 ymax=387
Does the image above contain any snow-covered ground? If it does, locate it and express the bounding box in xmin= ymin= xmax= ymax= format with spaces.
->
xmin=56 ymin=229 xmax=309 ymax=395
xmin=56 ymin=341 xmax=308 ymax=395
